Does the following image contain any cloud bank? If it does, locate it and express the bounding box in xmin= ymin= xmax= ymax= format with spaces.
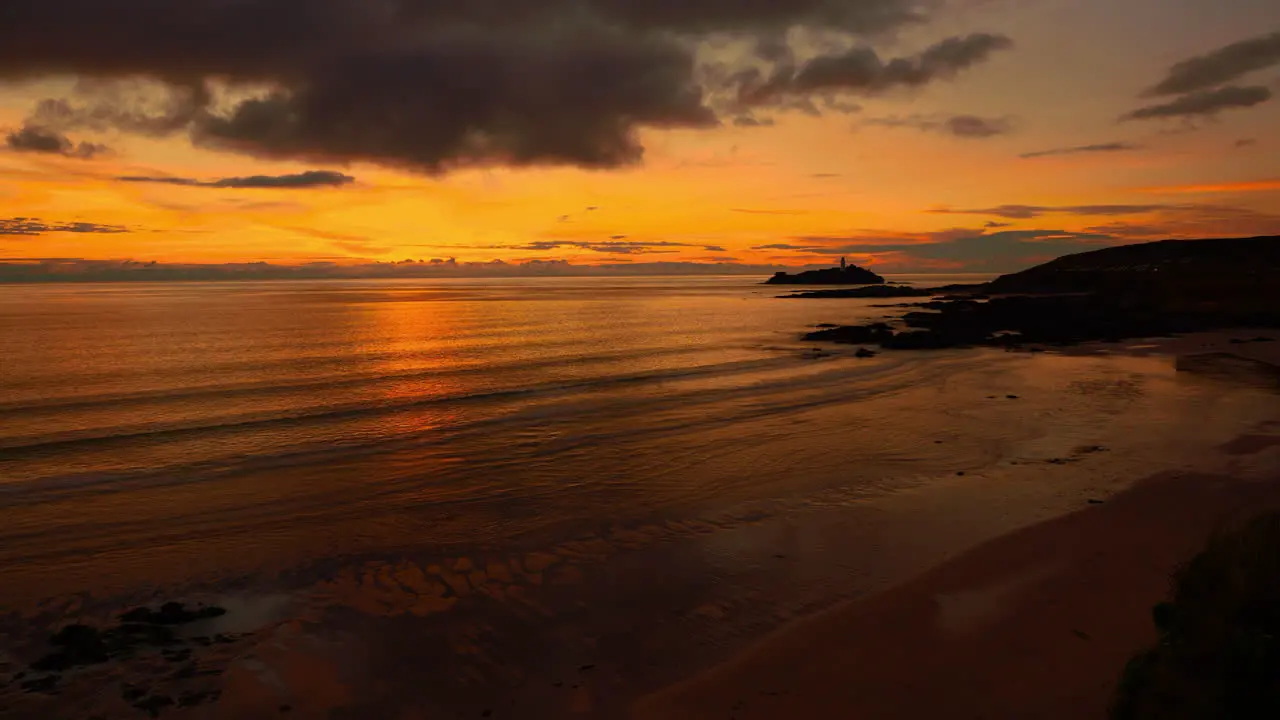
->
xmin=0 ymin=0 xmax=1012 ymax=172
xmin=0 ymin=217 xmax=129 ymax=235
xmin=116 ymin=171 xmax=355 ymax=189
xmin=1122 ymin=31 xmax=1280 ymax=122
xmin=4 ymin=124 xmax=109 ymax=159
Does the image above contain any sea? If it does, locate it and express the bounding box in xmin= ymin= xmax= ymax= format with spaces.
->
xmin=2 ymin=274 xmax=1277 ymax=718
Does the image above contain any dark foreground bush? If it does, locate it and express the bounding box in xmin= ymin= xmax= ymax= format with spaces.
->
xmin=1111 ymin=512 xmax=1280 ymax=719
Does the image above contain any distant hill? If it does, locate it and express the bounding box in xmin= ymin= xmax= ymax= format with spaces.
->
xmin=801 ymin=236 xmax=1280 ymax=351
xmin=987 ymin=235 xmax=1280 ymax=299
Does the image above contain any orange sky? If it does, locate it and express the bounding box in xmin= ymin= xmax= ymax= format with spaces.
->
xmin=2 ymin=1 xmax=1279 ymax=274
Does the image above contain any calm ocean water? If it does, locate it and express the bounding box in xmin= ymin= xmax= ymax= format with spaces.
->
xmin=0 ymin=274 xmax=988 ymax=593
xmin=6 ymin=274 xmax=1280 ymax=718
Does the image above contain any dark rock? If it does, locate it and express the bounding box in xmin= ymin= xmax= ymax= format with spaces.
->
xmin=177 ymin=690 xmax=219 ymax=708
xmin=122 ymin=603 xmax=227 ymax=626
xmin=120 ymin=607 xmax=154 ymax=623
xmin=279 ymin=704 xmax=293 ymax=713
xmin=881 ymin=331 xmax=957 ymax=350
xmin=783 ymin=284 xmax=931 ymax=299
xmin=765 ymin=264 xmax=885 ymax=286
xmin=20 ymin=675 xmax=59 ymax=694
xmin=854 ymin=347 xmax=877 ymax=358
xmin=956 ymin=471 xmax=966 ymax=476
xmin=32 ymin=624 xmax=109 ymax=670
xmin=803 ymin=323 xmax=893 ymax=344
xmin=171 ymin=662 xmax=197 ymax=679
xmin=1006 ymin=394 xmax=1019 ymax=399
xmin=121 ymin=683 xmax=148 ymax=701
xmin=1088 ymin=499 xmax=1106 ymax=504
xmin=134 ymin=694 xmax=175 ymax=718
xmin=578 ymin=664 xmax=595 ymax=671
xmin=113 ymin=622 xmax=177 ymax=646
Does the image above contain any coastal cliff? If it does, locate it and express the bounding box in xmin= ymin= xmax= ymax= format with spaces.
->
xmin=801 ymin=235 xmax=1280 ymax=350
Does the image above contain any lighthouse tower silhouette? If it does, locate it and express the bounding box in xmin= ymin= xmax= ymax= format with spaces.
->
xmin=840 ymin=256 xmax=847 ymax=269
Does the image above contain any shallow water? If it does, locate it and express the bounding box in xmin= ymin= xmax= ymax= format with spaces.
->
xmin=2 ymin=275 xmax=1277 ymax=718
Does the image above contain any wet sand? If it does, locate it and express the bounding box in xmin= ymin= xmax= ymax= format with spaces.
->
xmin=636 ymin=335 xmax=1280 ymax=720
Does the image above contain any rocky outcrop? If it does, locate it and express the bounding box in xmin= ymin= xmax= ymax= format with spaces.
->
xmin=765 ymin=265 xmax=885 ymax=285
xmin=799 ymin=236 xmax=1280 ymax=351
xmin=780 ymin=282 xmax=988 ymax=298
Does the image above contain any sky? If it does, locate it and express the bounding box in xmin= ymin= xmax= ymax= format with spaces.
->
xmin=1 ymin=0 xmax=1279 ymax=278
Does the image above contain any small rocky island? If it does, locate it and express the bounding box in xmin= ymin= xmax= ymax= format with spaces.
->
xmin=766 ymin=257 xmax=885 ymax=285
xmin=796 ymin=235 xmax=1280 ymax=350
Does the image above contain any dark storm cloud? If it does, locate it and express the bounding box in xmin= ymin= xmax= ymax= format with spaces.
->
xmin=864 ymin=112 xmax=1013 ymax=137
xmin=1144 ymin=31 xmax=1280 ymax=97
xmin=1121 ymin=85 xmax=1273 ymax=121
xmin=1018 ymin=141 xmax=1140 ymax=159
xmin=0 ymin=217 xmax=129 ymax=235
xmin=116 ymin=170 xmax=355 ymax=189
xmin=4 ymin=124 xmax=109 ymax=159
xmin=0 ymin=0 xmax=1005 ymax=173
xmin=930 ymin=204 xmax=1172 ymax=219
xmin=734 ymin=33 xmax=1012 ymax=107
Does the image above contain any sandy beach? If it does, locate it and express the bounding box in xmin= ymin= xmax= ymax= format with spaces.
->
xmin=636 ymin=335 xmax=1280 ymax=720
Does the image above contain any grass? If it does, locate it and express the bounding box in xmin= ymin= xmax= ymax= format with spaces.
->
xmin=1111 ymin=512 xmax=1280 ymax=719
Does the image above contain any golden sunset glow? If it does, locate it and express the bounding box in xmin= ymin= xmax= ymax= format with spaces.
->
xmin=3 ymin=4 xmax=1279 ymax=275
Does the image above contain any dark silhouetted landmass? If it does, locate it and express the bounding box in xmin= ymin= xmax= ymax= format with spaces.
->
xmin=800 ymin=236 xmax=1280 ymax=350
xmin=765 ymin=264 xmax=885 ymax=285
xmin=1111 ymin=512 xmax=1280 ymax=719
xmin=780 ymin=283 xmax=984 ymax=298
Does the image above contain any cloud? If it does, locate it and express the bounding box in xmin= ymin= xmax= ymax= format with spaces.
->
xmin=116 ymin=170 xmax=355 ymax=189
xmin=4 ymin=123 xmax=109 ymax=159
xmin=984 ymin=221 xmax=1011 ymax=228
xmin=733 ymin=33 xmax=1013 ymax=109
xmin=434 ymin=239 xmax=730 ymax=255
xmin=730 ymin=208 xmax=809 ymax=215
xmin=865 ymin=112 xmax=1013 ymax=138
xmin=1135 ymin=178 xmax=1280 ymax=194
xmin=1081 ymin=205 xmax=1280 ymax=240
xmin=1018 ymin=141 xmax=1140 ymax=159
xmin=756 ymin=227 xmax=1120 ymax=272
xmin=0 ymin=217 xmax=129 ymax=235
xmin=929 ymin=204 xmax=1172 ymax=219
xmin=1144 ymin=31 xmax=1280 ymax=97
xmin=1234 ymin=138 xmax=1258 ymax=148
xmin=732 ymin=115 xmax=776 ymax=127
xmin=0 ymin=0 xmax=983 ymax=173
xmin=0 ymin=257 xmax=822 ymax=282
xmin=1120 ymin=85 xmax=1272 ymax=121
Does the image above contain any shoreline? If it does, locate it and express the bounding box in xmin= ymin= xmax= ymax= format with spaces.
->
xmin=4 ymin=338 xmax=1278 ymax=718
xmin=634 ymin=340 xmax=1280 ymax=720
